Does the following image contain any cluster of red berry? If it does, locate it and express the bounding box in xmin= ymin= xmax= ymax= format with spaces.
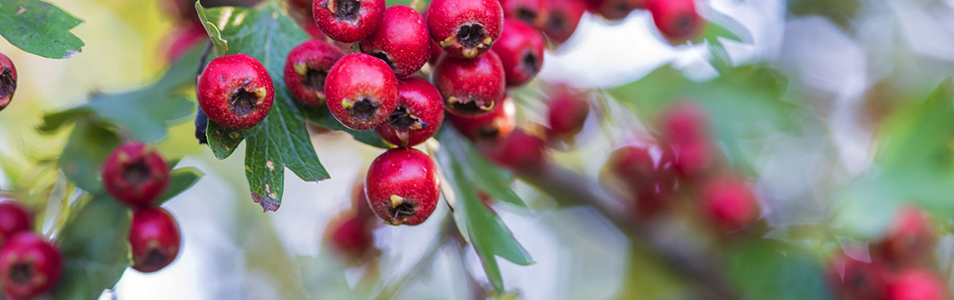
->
xmin=102 ymin=141 xmax=182 ymax=273
xmin=0 ymin=200 xmax=62 ymax=299
xmin=827 ymin=206 xmax=946 ymax=300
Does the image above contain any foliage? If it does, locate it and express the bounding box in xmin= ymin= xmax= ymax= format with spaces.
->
xmin=0 ymin=0 xmax=84 ymax=59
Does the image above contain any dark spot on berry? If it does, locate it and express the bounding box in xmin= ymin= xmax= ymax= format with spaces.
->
xmin=368 ymin=51 xmax=395 ymax=70
xmin=522 ymin=52 xmax=539 ymax=75
xmin=391 ymin=201 xmax=416 ymax=221
xmin=229 ymin=87 xmax=259 ymax=117
xmin=9 ymin=262 xmax=33 ymax=285
xmin=547 ymin=13 xmax=566 ymax=32
xmin=672 ymin=14 xmax=695 ymax=36
xmin=351 ymin=98 xmax=379 ymax=120
xmin=515 ymin=7 xmax=538 ymax=25
xmin=457 ymin=24 xmax=487 ymax=48
xmin=304 ymin=68 xmax=329 ymax=92
xmin=387 ymin=106 xmax=421 ymax=130
xmin=0 ymin=67 xmax=15 ymax=100
xmin=334 ymin=0 xmax=360 ymax=21
xmin=123 ymin=161 xmax=152 ymax=185
xmin=143 ymin=248 xmax=169 ymax=269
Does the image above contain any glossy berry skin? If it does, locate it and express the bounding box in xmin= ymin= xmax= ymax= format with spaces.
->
xmin=128 ymin=207 xmax=181 ymax=273
xmin=661 ymin=102 xmax=712 ymax=179
xmin=325 ymin=53 xmax=399 ymax=130
xmin=359 ymin=6 xmax=430 ymax=78
xmin=197 ymin=54 xmax=276 ymax=129
xmin=448 ymin=96 xmax=515 ymax=141
xmin=482 ymin=129 xmax=547 ymax=172
xmin=877 ymin=206 xmax=935 ymax=265
xmin=0 ymin=52 xmax=16 ymax=112
xmin=492 ymin=20 xmax=546 ymax=87
xmin=0 ymin=201 xmax=31 ymax=247
xmin=546 ymin=89 xmax=589 ymax=138
xmin=426 ymin=0 xmax=504 ymax=59
xmin=102 ymin=141 xmax=170 ymax=208
xmin=826 ymin=254 xmax=889 ymax=300
xmin=0 ymin=233 xmax=62 ymax=299
xmin=375 ymin=77 xmax=444 ymax=147
xmin=284 ymin=40 xmax=346 ymax=106
xmin=325 ymin=213 xmax=375 ymax=259
xmin=501 ymin=0 xmax=550 ymax=28
xmin=543 ymin=0 xmax=586 ymax=44
xmin=887 ymin=269 xmax=946 ymax=300
xmin=700 ymin=176 xmax=759 ymax=232
xmin=648 ymin=0 xmax=704 ymax=44
xmin=606 ymin=142 xmax=677 ymax=217
xmin=365 ymin=148 xmax=441 ymax=226
xmin=312 ymin=0 xmax=385 ymax=43
xmin=433 ymin=51 xmax=506 ymax=116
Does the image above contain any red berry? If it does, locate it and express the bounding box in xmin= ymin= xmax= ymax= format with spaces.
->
xmin=501 ymin=0 xmax=550 ymax=28
xmin=284 ymin=40 xmax=346 ymax=106
xmin=589 ymin=0 xmax=646 ymax=21
xmin=359 ymin=6 xmax=430 ymax=78
xmin=887 ymin=269 xmax=946 ymax=300
xmin=0 ymin=52 xmax=16 ymax=112
xmin=433 ymin=51 xmax=506 ymax=116
xmin=448 ymin=95 xmax=516 ymax=141
xmin=128 ymin=207 xmax=181 ymax=273
xmin=647 ymin=0 xmax=704 ymax=44
xmin=375 ymin=77 xmax=444 ymax=147
xmin=700 ymin=176 xmax=759 ymax=232
xmin=0 ymin=201 xmax=31 ymax=248
xmin=826 ymin=254 xmax=889 ymax=300
xmin=661 ymin=101 xmax=712 ymax=179
xmin=0 ymin=233 xmax=62 ymax=299
xmin=492 ymin=20 xmax=546 ymax=87
xmin=542 ymin=0 xmax=586 ymax=44
xmin=546 ymin=88 xmax=589 ymax=138
xmin=197 ymin=54 xmax=276 ymax=129
xmin=606 ymin=141 xmax=677 ymax=217
xmin=426 ymin=0 xmax=504 ymax=59
xmin=428 ymin=39 xmax=444 ymax=65
xmin=365 ymin=148 xmax=441 ymax=226
xmin=481 ymin=129 xmax=548 ymax=172
xmin=325 ymin=53 xmax=399 ymax=130
xmin=877 ymin=206 xmax=935 ymax=265
xmin=312 ymin=0 xmax=385 ymax=43
xmin=325 ymin=213 xmax=375 ymax=259
xmin=102 ymin=141 xmax=170 ymax=208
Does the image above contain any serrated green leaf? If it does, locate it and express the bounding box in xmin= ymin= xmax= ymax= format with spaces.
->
xmin=723 ymin=240 xmax=834 ymax=300
xmin=157 ymin=167 xmax=205 ymax=205
xmin=0 ymin=0 xmax=84 ymax=59
xmin=196 ymin=1 xmax=228 ymax=57
xmin=58 ymin=121 xmax=120 ymax=192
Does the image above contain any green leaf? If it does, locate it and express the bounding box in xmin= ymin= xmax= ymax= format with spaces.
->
xmin=157 ymin=166 xmax=205 ymax=205
xmin=0 ymin=0 xmax=84 ymax=59
xmin=196 ymin=1 xmax=228 ymax=57
xmin=299 ymin=104 xmax=391 ymax=149
xmin=723 ymin=240 xmax=833 ymax=300
xmin=439 ymin=128 xmax=525 ymax=209
xmin=58 ymin=121 xmax=120 ymax=193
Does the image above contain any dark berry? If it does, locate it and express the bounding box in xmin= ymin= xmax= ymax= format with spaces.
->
xmin=546 ymin=87 xmax=589 ymax=138
xmin=448 ymin=95 xmax=516 ymax=141
xmin=325 ymin=53 xmax=399 ymax=130
xmin=375 ymin=77 xmax=444 ymax=147
xmin=481 ymin=129 xmax=548 ymax=172
xmin=0 ymin=233 xmax=62 ymax=299
xmin=502 ymin=0 xmax=550 ymax=28
xmin=542 ymin=0 xmax=586 ymax=44
xmin=661 ymin=101 xmax=713 ymax=179
xmin=887 ymin=269 xmax=946 ymax=300
xmin=284 ymin=40 xmax=346 ymax=106
xmin=492 ymin=20 xmax=546 ymax=87
xmin=700 ymin=176 xmax=759 ymax=232
xmin=128 ymin=207 xmax=181 ymax=273
xmin=826 ymin=253 xmax=889 ymax=300
xmin=359 ymin=6 xmax=430 ymax=78
xmin=426 ymin=0 xmax=504 ymax=59
xmin=0 ymin=201 xmax=30 ymax=248
xmin=876 ymin=206 xmax=935 ymax=265
xmin=647 ymin=0 xmax=704 ymax=44
xmin=312 ymin=0 xmax=385 ymax=43
xmin=102 ymin=141 xmax=170 ymax=208
xmin=605 ymin=141 xmax=677 ymax=217
xmin=0 ymin=52 xmax=16 ymax=112
xmin=365 ymin=148 xmax=441 ymax=226
xmin=197 ymin=54 xmax=276 ymax=129
xmin=325 ymin=213 xmax=376 ymax=260
xmin=432 ymin=51 xmax=506 ymax=116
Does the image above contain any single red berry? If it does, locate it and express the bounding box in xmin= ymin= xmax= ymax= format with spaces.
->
xmin=197 ymin=54 xmax=275 ymax=129
xmin=661 ymin=101 xmax=713 ymax=179
xmin=432 ymin=51 xmax=506 ymax=116
xmin=428 ymin=39 xmax=444 ymax=65
xmin=325 ymin=213 xmax=375 ymax=259
xmin=102 ymin=141 xmax=170 ymax=208
xmin=606 ymin=141 xmax=677 ymax=217
xmin=359 ymin=6 xmax=430 ymax=78
xmin=128 ymin=207 xmax=181 ymax=273
xmin=826 ymin=253 xmax=889 ymax=300
xmin=284 ymin=40 xmax=346 ymax=106
xmin=492 ymin=20 xmax=546 ymax=87
xmin=286 ymin=0 xmax=328 ymax=39
xmin=877 ymin=206 xmax=935 ymax=265
xmin=365 ymin=148 xmax=441 ymax=226
xmin=325 ymin=53 xmax=399 ymax=130
xmin=887 ymin=269 xmax=946 ymax=300
xmin=546 ymin=88 xmax=589 ymax=138
xmin=481 ymin=129 xmax=548 ymax=172
xmin=426 ymin=0 xmax=504 ymax=59
xmin=448 ymin=95 xmax=516 ymax=141
xmin=0 ymin=52 xmax=17 ymax=112
xmin=700 ymin=176 xmax=759 ymax=232
xmin=587 ymin=0 xmax=646 ymax=21
xmin=0 ymin=233 xmax=62 ymax=299
xmin=502 ymin=0 xmax=550 ymax=28
xmin=0 ymin=201 xmax=31 ymax=248
xmin=312 ymin=0 xmax=385 ymax=43
xmin=647 ymin=0 xmax=704 ymax=44
xmin=375 ymin=77 xmax=444 ymax=147
xmin=542 ymin=0 xmax=586 ymax=44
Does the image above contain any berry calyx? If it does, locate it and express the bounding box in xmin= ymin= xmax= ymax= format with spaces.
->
xmin=102 ymin=141 xmax=170 ymax=208
xmin=876 ymin=206 xmax=935 ymax=265
xmin=542 ymin=0 xmax=586 ymax=44
xmin=647 ymin=0 xmax=704 ymax=44
xmin=375 ymin=77 xmax=445 ymax=147
xmin=492 ymin=20 xmax=546 ymax=87
xmin=0 ymin=201 xmax=31 ymax=247
xmin=0 ymin=233 xmax=62 ymax=299
xmin=433 ymin=51 xmax=506 ymax=116
xmin=481 ymin=129 xmax=548 ymax=172
xmin=660 ymin=101 xmax=713 ymax=179
xmin=426 ymin=0 xmax=504 ymax=59
xmin=128 ymin=207 xmax=181 ymax=273
xmin=284 ymin=40 xmax=346 ymax=106
xmin=359 ymin=6 xmax=430 ymax=78
xmin=325 ymin=53 xmax=399 ymax=130
xmin=197 ymin=54 xmax=276 ymax=130
xmin=325 ymin=213 xmax=376 ymax=260
xmin=826 ymin=254 xmax=889 ymax=300
xmin=312 ymin=0 xmax=385 ymax=43
xmin=887 ymin=269 xmax=947 ymax=300
xmin=501 ymin=0 xmax=550 ymax=28
xmin=546 ymin=88 xmax=589 ymax=138
xmin=699 ymin=176 xmax=759 ymax=232
xmin=447 ymin=95 xmax=516 ymax=141
xmin=0 ymin=52 xmax=17 ymax=112
xmin=365 ymin=148 xmax=441 ymax=226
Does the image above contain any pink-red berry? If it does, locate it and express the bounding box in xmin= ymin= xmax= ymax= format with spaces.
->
xmin=546 ymin=88 xmax=589 ymax=138
xmin=826 ymin=254 xmax=889 ymax=300
xmin=102 ymin=141 xmax=170 ymax=208
xmin=359 ymin=6 xmax=430 ymax=78
xmin=606 ymin=141 xmax=677 ymax=217
xmin=428 ymin=39 xmax=444 ymax=65
xmin=325 ymin=53 xmax=399 ymax=130
xmin=661 ymin=101 xmax=713 ymax=179
xmin=542 ymin=0 xmax=586 ymax=44
xmin=0 ymin=52 xmax=16 ymax=112
xmin=0 ymin=201 xmax=31 ymax=247
xmin=501 ymin=0 xmax=550 ymax=28
xmin=481 ymin=129 xmax=548 ymax=172
xmin=492 ymin=20 xmax=546 ymax=87
xmin=588 ymin=0 xmax=646 ymax=21
xmin=197 ymin=54 xmax=276 ymax=129
xmin=365 ymin=148 xmax=441 ymax=226
xmin=647 ymin=0 xmax=704 ymax=44
xmin=284 ymin=40 xmax=346 ymax=106
xmin=0 ymin=233 xmax=62 ymax=299
xmin=433 ymin=51 xmax=506 ymax=116
xmin=426 ymin=0 xmax=504 ymax=59
xmin=448 ymin=95 xmax=516 ymax=141
xmin=312 ymin=0 xmax=385 ymax=43
xmin=876 ymin=206 xmax=935 ymax=265
xmin=699 ymin=176 xmax=759 ymax=232
xmin=887 ymin=269 xmax=947 ymax=300
xmin=128 ymin=207 xmax=181 ymax=273
xmin=375 ymin=77 xmax=444 ymax=147
xmin=325 ymin=213 xmax=376 ymax=260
